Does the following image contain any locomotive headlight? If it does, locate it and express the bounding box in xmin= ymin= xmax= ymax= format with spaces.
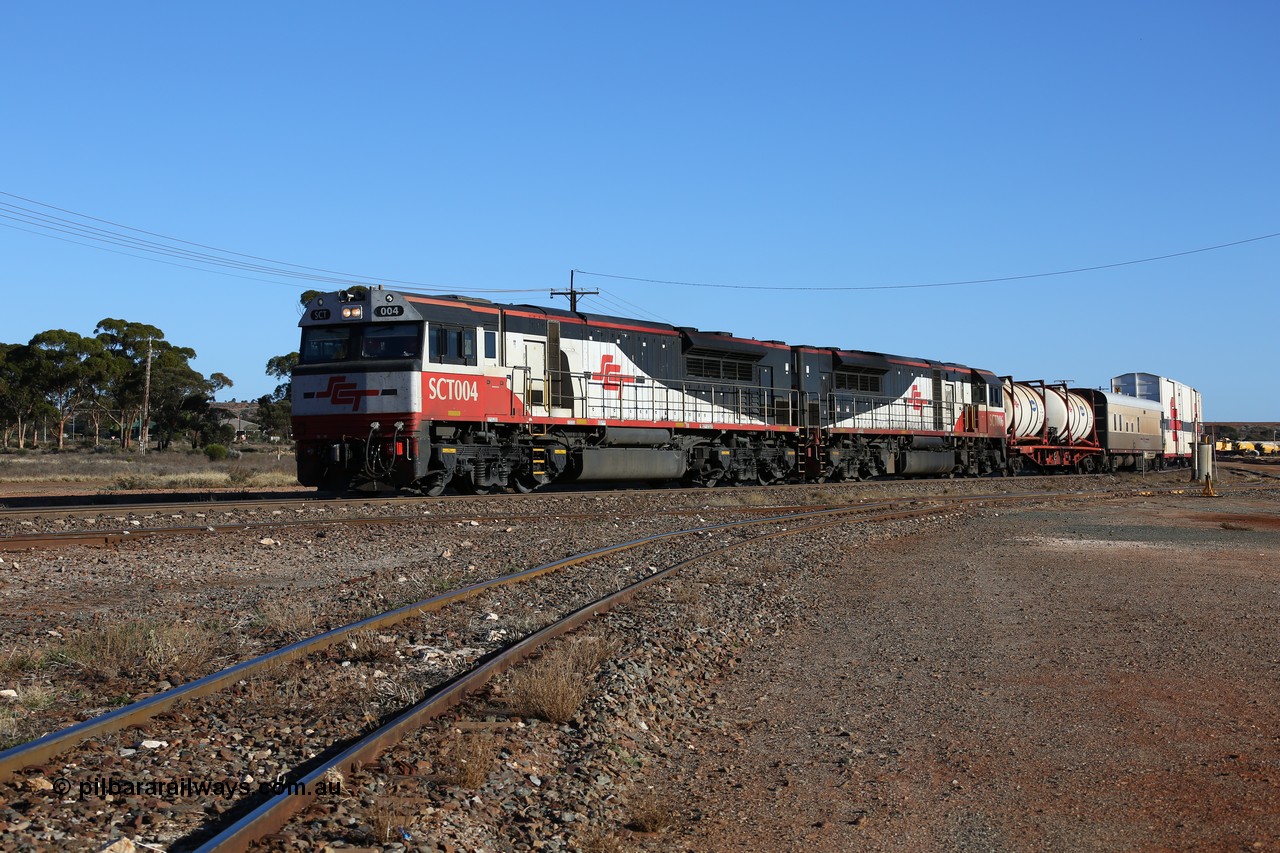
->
xmin=341 ymin=306 xmax=363 ymax=319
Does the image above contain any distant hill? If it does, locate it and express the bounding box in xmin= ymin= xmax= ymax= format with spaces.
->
xmin=1205 ymin=422 xmax=1280 ymax=441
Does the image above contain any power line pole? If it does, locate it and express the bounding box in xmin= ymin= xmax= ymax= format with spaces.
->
xmin=551 ymin=269 xmax=598 ymax=313
xmin=139 ymin=337 xmax=153 ymax=455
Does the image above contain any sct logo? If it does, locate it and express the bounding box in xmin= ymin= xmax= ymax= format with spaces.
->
xmin=909 ymin=385 xmax=928 ymax=412
xmin=314 ymin=376 xmax=380 ymax=412
xmin=592 ymin=355 xmax=635 ymax=397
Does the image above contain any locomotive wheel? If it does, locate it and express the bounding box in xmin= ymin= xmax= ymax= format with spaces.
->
xmin=422 ymin=472 xmax=448 ymax=497
xmin=687 ymin=469 xmax=723 ymax=488
xmin=509 ymin=473 xmax=539 ymax=494
xmin=453 ymin=475 xmax=482 ymax=495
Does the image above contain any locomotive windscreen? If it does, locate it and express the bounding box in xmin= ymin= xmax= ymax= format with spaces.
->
xmin=299 ymin=323 xmax=423 ymax=364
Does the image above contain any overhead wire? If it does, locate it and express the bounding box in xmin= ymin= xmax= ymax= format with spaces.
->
xmin=574 ymin=230 xmax=1280 ymax=292
xmin=586 ymin=290 xmax=675 ymax=325
xmin=0 ymin=191 xmax=543 ymax=294
xmin=8 ymin=189 xmax=1275 ymax=306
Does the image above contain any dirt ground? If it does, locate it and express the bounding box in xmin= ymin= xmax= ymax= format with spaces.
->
xmin=662 ymin=488 xmax=1280 ymax=852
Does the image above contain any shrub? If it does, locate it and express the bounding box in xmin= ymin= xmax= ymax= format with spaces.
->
xmin=505 ymin=635 xmax=620 ymax=723
xmin=204 ymin=444 xmax=229 ymax=461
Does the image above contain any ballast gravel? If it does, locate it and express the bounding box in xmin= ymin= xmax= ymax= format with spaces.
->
xmin=0 ymin=468 xmax=1276 ymax=851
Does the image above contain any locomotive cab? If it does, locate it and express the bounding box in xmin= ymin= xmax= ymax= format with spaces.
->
xmin=291 ymin=289 xmax=431 ymax=491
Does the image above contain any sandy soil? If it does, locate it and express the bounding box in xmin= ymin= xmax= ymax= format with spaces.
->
xmin=660 ymin=488 xmax=1280 ymax=852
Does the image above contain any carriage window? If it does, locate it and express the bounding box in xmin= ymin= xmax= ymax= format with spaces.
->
xmin=462 ymin=329 xmax=475 ymax=360
xmin=484 ymin=330 xmax=497 ymax=359
xmin=300 ymin=327 xmax=351 ymax=363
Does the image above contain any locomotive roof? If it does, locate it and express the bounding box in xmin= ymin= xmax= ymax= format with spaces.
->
xmin=811 ymin=346 xmax=991 ymax=375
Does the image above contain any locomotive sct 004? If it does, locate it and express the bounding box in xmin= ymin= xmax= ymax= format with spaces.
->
xmin=290 ymin=288 xmax=1015 ymax=494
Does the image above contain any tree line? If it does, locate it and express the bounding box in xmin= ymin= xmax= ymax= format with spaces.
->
xmin=0 ymin=317 xmax=296 ymax=451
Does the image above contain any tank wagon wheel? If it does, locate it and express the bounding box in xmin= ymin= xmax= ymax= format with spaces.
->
xmin=1079 ymin=456 xmax=1096 ymax=475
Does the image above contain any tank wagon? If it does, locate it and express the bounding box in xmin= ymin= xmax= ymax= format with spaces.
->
xmin=290 ymin=288 xmax=1009 ymax=493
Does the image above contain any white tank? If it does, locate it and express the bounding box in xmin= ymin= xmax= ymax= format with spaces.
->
xmin=1003 ymin=380 xmax=1045 ymax=440
xmin=1042 ymin=387 xmax=1067 ymax=438
xmin=1005 ymin=381 xmax=1092 ymax=442
xmin=1064 ymin=391 xmax=1093 ymax=442
xmin=1044 ymin=388 xmax=1093 ymax=443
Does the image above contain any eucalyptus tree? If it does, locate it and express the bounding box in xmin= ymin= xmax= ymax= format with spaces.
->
xmin=26 ymin=330 xmax=110 ymax=449
xmin=93 ymin=318 xmax=166 ymax=448
xmin=0 ymin=343 xmax=51 ymax=448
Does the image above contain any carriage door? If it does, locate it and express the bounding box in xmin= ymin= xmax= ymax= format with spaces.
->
xmin=932 ymin=370 xmax=945 ymax=431
xmin=758 ymin=366 xmax=772 ymax=423
xmin=523 ymin=340 xmax=549 ymax=417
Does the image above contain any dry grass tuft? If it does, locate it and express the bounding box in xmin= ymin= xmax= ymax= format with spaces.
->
xmin=16 ymin=685 xmax=56 ymax=712
xmin=50 ymin=618 xmax=222 ymax=681
xmin=242 ymin=664 xmax=305 ymax=714
xmin=254 ymin=599 xmax=316 ymax=641
xmin=0 ymin=647 xmax=44 ymax=676
xmin=626 ymin=789 xmax=677 ymax=833
xmin=668 ymin=583 xmax=701 ymax=606
xmin=505 ymin=634 xmax=621 ymax=724
xmin=580 ymin=830 xmax=628 ymax=853
xmin=1220 ymin=521 xmax=1253 ymax=531
xmin=344 ymin=629 xmax=398 ymax=664
xmin=0 ymin=706 xmax=27 ymax=750
xmin=363 ymin=799 xmax=407 ymax=845
xmin=441 ymin=732 xmax=500 ymax=789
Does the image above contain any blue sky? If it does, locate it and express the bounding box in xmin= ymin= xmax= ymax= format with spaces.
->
xmin=2 ymin=2 xmax=1276 ymax=419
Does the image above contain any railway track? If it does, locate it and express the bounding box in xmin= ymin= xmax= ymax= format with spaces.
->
xmin=0 ymin=488 xmax=1120 ymax=850
xmin=0 ymin=502 xmax=857 ymax=552
xmin=0 ymin=467 xmax=1221 ymax=522
xmin=0 ymin=466 xmax=1252 ymax=552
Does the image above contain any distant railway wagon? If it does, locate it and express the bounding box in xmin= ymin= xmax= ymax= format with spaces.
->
xmin=1111 ymin=372 xmax=1202 ymax=462
xmin=289 ymin=287 xmax=1200 ymax=492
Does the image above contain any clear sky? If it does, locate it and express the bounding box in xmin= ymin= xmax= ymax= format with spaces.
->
xmin=2 ymin=2 xmax=1276 ymax=419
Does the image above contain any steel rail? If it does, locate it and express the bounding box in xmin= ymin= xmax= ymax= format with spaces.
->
xmin=0 ymin=503 xmax=848 ymax=552
xmin=0 ymin=500 xmax=906 ymax=782
xmin=0 ymin=468 xmax=1204 ymax=520
xmin=187 ymin=502 xmax=956 ymax=852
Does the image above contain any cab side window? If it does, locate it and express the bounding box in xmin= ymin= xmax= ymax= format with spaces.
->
xmin=430 ymin=325 xmax=477 ymax=366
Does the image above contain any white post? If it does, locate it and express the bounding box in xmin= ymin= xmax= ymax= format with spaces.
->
xmin=140 ymin=338 xmax=153 ymax=455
